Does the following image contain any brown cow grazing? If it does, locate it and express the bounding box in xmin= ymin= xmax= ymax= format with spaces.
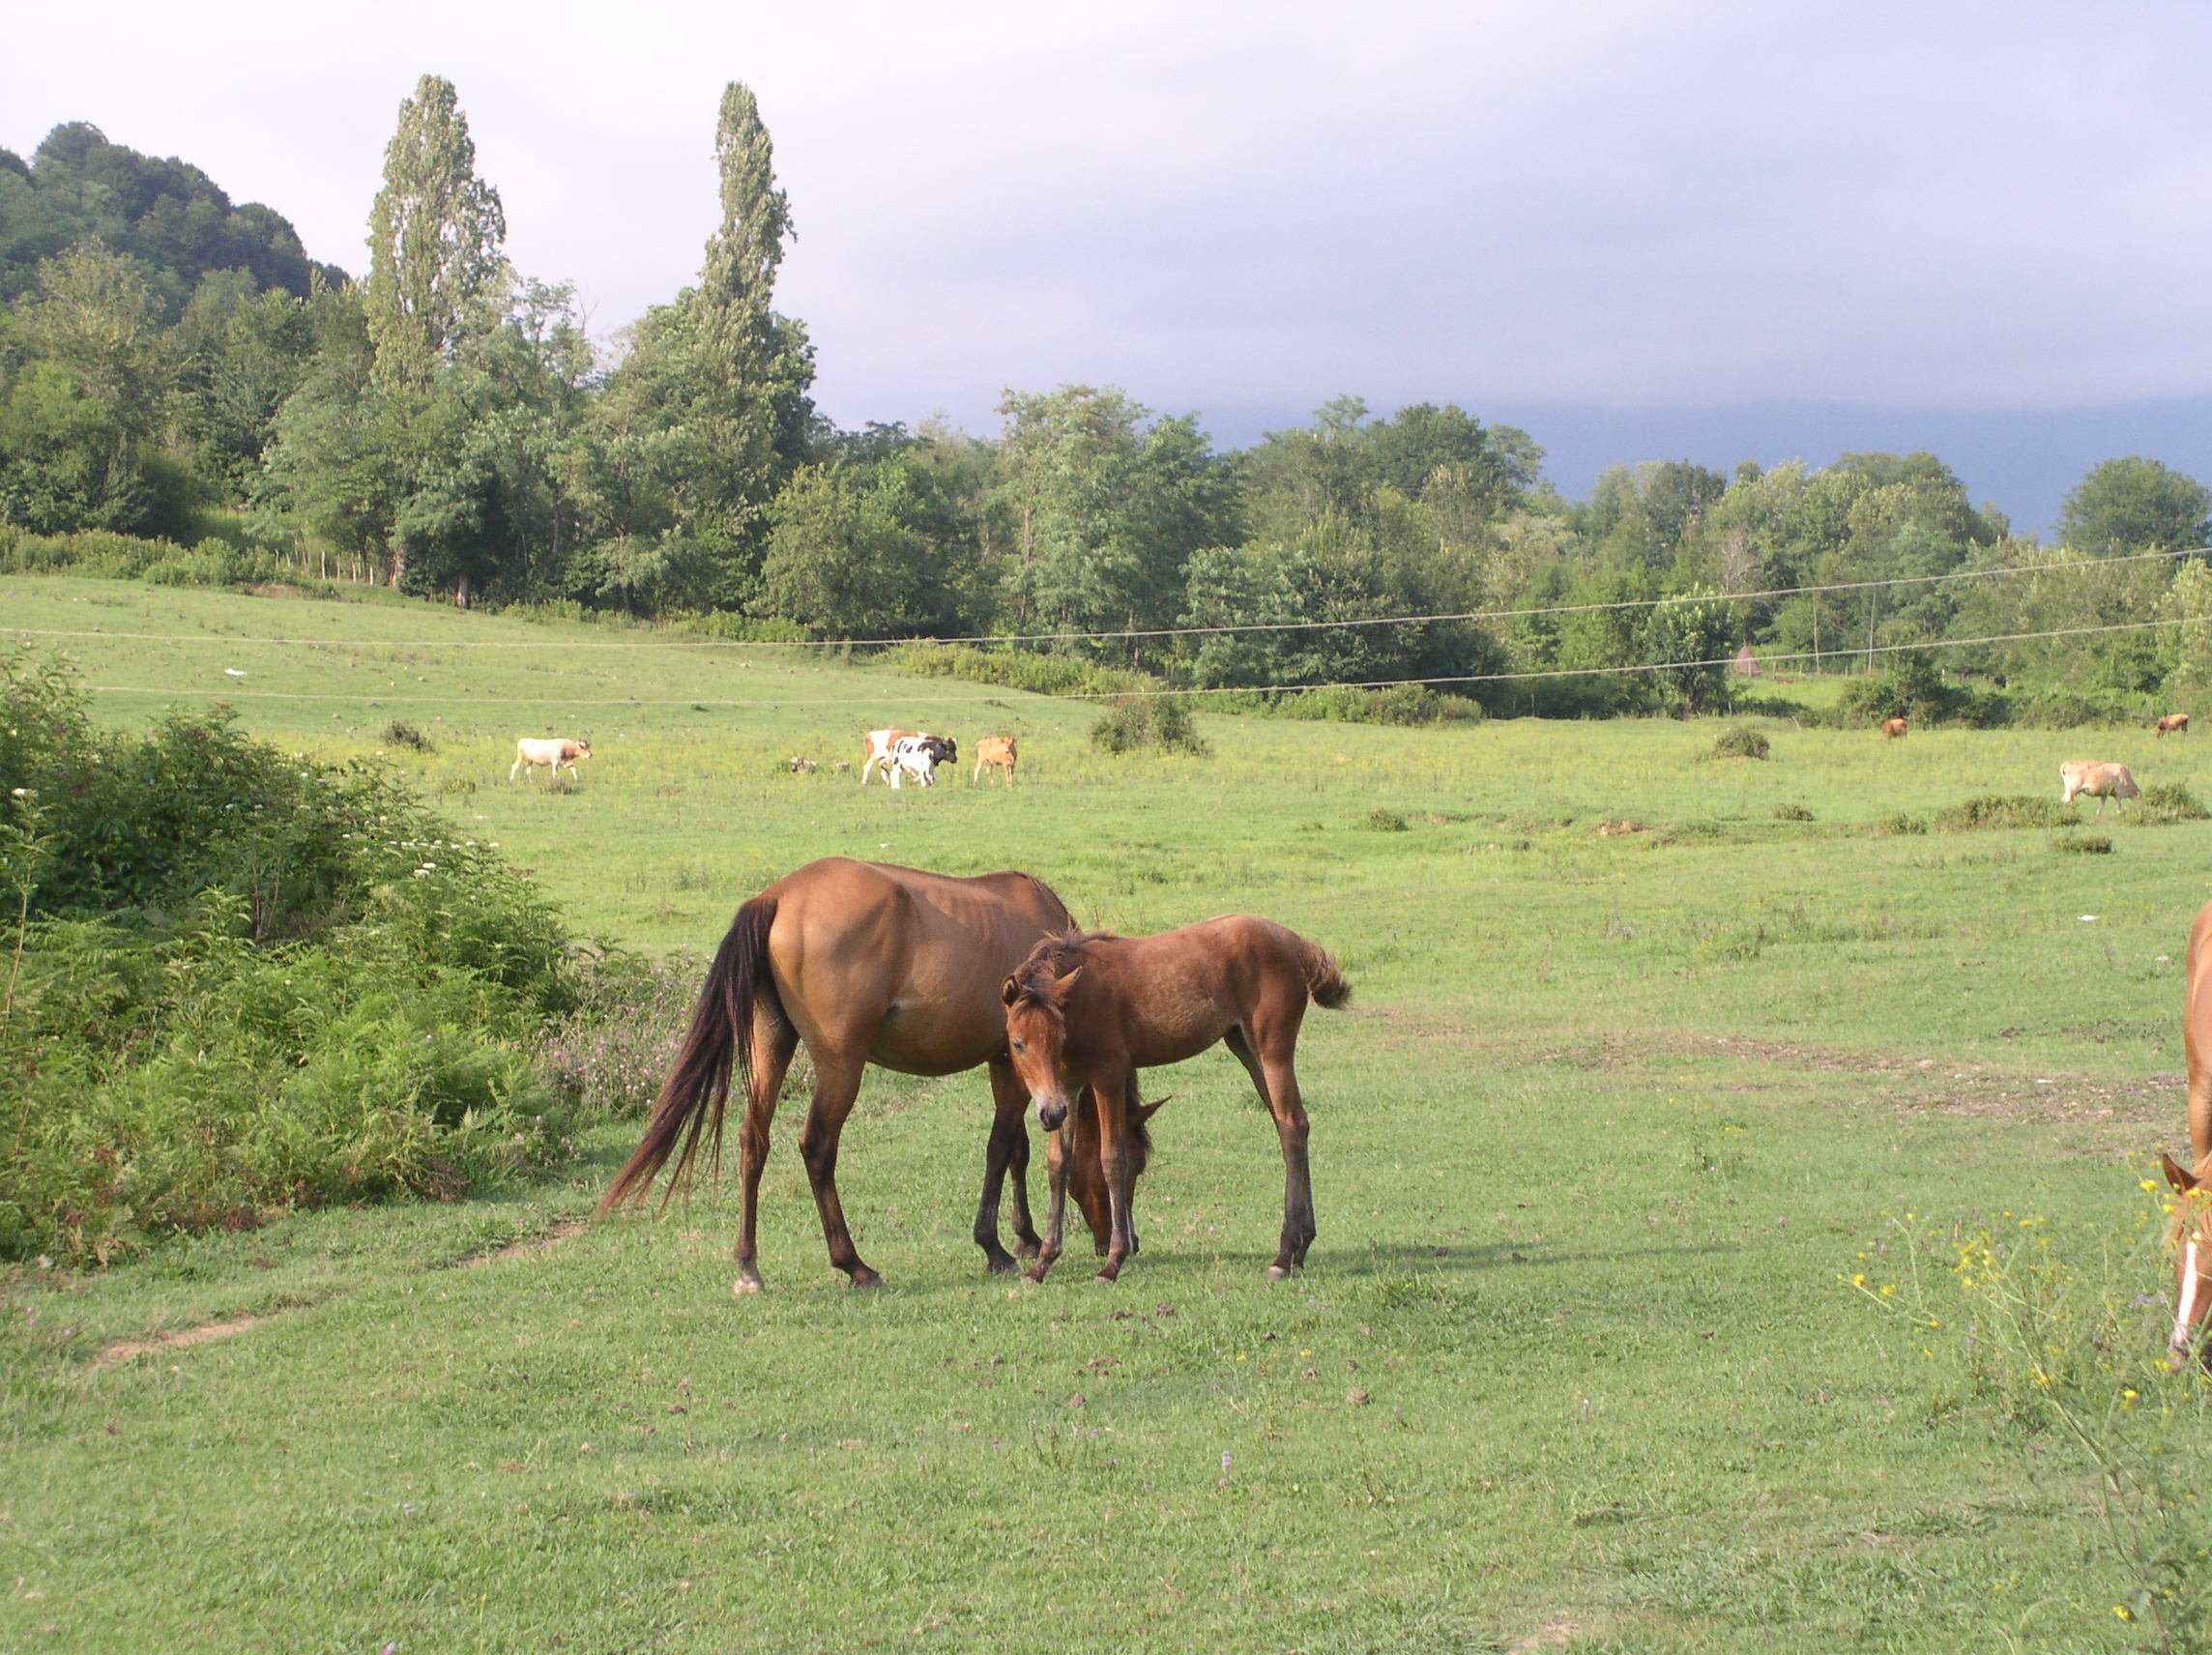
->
xmin=2059 ymin=760 xmax=2140 ymax=815
xmin=2158 ymin=713 xmax=2192 ymax=737
xmin=511 ymin=737 xmax=591 ymax=781
xmin=1878 ymin=717 xmax=1908 ymax=740
xmin=2159 ymin=901 xmax=2212 ymax=1365
xmin=973 ymin=734 xmax=1017 ymax=785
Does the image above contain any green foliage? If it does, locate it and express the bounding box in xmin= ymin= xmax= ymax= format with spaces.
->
xmin=1359 ymin=807 xmax=1410 ymax=831
xmin=2059 ymin=455 xmax=2212 ymax=556
xmin=2137 ymin=782 xmax=2211 ymax=825
xmin=1209 ymin=683 xmax=1483 ymax=726
xmin=1875 ymin=810 xmax=1928 ymax=834
xmin=882 ymin=641 xmax=1158 ymax=699
xmin=1089 ymin=694 xmax=1209 ymax=756
xmin=380 ymin=718 xmax=434 ymax=753
xmin=1934 ymin=794 xmax=2081 ymax=831
xmin=2051 ymin=832 xmax=2112 ymax=854
xmin=0 ymin=649 xmax=578 ymax=1263
xmin=1708 ymin=725 xmax=1770 ymax=760
xmin=1773 ymin=800 xmax=1814 ymax=820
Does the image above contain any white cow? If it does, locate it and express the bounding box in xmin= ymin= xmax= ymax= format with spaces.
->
xmin=511 ymin=737 xmax=592 ymax=781
xmin=888 ymin=735 xmax=955 ymax=789
xmin=2060 ymin=760 xmax=2140 ymax=815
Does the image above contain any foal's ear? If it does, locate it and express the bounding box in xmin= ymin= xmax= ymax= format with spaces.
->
xmin=2165 ymin=1151 xmax=2200 ymax=1194
xmin=1001 ymin=975 xmax=1021 ymax=1007
xmin=1048 ymin=966 xmax=1084 ymax=1002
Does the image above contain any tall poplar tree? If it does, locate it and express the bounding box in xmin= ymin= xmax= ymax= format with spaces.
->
xmin=589 ymin=80 xmax=813 ymax=608
xmin=364 ymin=75 xmax=507 ymax=391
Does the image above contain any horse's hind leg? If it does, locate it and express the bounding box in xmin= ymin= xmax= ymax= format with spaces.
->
xmin=1226 ymin=1025 xmax=1316 ymax=1278
xmin=733 ymin=1011 xmax=800 ymax=1294
xmin=975 ymin=1059 xmax=1041 ymax=1273
xmin=796 ymin=1048 xmax=883 ymax=1287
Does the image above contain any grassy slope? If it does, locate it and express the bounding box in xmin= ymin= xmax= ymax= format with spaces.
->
xmin=3 ymin=575 xmax=2205 ymax=1652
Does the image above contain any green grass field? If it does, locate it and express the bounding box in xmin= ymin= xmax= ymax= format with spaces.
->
xmin=5 ymin=575 xmax=2210 ymax=1652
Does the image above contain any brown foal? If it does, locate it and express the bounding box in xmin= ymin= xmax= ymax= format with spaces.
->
xmin=1004 ymin=915 xmax=1350 ymax=1283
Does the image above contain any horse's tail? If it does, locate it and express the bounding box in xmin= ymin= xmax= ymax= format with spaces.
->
xmin=599 ymin=895 xmax=780 ymax=1214
xmin=1297 ymin=935 xmax=1352 ymax=1009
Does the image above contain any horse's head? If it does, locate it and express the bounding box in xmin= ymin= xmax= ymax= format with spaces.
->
xmin=2162 ymin=1151 xmax=2212 ymax=1368
xmin=1003 ymin=961 xmax=1082 ymax=1130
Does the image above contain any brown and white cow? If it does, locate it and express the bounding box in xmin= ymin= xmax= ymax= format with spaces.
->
xmin=511 ymin=737 xmax=591 ymax=781
xmin=1878 ymin=717 xmax=1908 ymax=740
xmin=973 ymin=734 xmax=1017 ymax=785
xmin=2059 ymin=760 xmax=2140 ymax=814
xmin=2158 ymin=713 xmax=2192 ymax=738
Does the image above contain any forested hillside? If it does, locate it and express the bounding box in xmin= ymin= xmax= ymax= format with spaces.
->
xmin=4 ymin=79 xmax=2210 ymax=723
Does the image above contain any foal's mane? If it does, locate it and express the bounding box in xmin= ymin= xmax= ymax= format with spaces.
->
xmin=1008 ymin=928 xmax=1117 ymax=1005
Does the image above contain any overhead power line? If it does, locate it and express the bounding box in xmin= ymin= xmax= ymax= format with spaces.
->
xmin=70 ymin=612 xmax=2212 ymax=711
xmin=9 ymin=543 xmax=2205 ymax=654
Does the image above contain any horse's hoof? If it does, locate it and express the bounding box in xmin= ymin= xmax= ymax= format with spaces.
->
xmin=733 ymin=1275 xmax=765 ymax=1295
xmin=1266 ymin=1264 xmax=1292 ymax=1281
xmin=850 ymin=1269 xmax=887 ymax=1290
xmin=1024 ymin=1263 xmax=1052 ymax=1284
xmin=983 ymin=1252 xmax=1020 ymax=1276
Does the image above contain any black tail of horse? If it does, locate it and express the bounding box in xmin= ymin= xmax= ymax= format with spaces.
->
xmin=599 ymin=895 xmax=780 ymax=1214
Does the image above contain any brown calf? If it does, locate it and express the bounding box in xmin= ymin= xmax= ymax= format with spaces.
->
xmin=973 ymin=734 xmax=1017 ymax=785
xmin=1878 ymin=717 xmax=1908 ymax=740
xmin=2158 ymin=713 xmax=2192 ymax=737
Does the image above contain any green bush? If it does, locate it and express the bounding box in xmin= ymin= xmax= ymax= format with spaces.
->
xmin=1708 ymin=725 xmax=1770 ymax=760
xmin=2136 ymin=781 xmax=2211 ymax=825
xmin=1935 ymin=794 xmax=2080 ymax=831
xmin=1773 ymin=801 xmax=1814 ymax=821
xmin=381 ymin=718 xmax=436 ymax=753
xmin=1360 ymin=808 xmax=1410 ymax=832
xmin=2051 ymin=833 xmax=2113 ymax=855
xmin=1208 ymin=683 xmax=1483 ymax=727
xmin=1090 ymin=695 xmax=1210 ymax=756
xmin=1875 ymin=811 xmax=1928 ymax=835
xmin=885 ymin=642 xmax=1157 ymax=700
xmin=0 ymin=648 xmax=581 ymax=1264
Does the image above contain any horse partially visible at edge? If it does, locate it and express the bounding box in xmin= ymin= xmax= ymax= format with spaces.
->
xmin=601 ymin=858 xmax=1134 ymax=1290
xmin=1003 ymin=915 xmax=1349 ymax=1284
xmin=2160 ymin=899 xmax=2212 ymax=1365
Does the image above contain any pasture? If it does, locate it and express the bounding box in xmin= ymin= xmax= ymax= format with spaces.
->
xmin=5 ymin=574 xmax=2210 ymax=1653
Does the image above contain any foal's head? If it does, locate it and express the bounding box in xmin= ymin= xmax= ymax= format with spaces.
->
xmin=2161 ymin=1151 xmax=2212 ymax=1367
xmin=1002 ymin=956 xmax=1084 ymax=1131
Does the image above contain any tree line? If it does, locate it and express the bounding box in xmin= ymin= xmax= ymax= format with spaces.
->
xmin=4 ymin=80 xmax=2210 ymax=720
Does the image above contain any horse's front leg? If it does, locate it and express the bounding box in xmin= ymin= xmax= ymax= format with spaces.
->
xmin=1024 ymin=1123 xmax=1070 ymax=1283
xmin=1094 ymin=1066 xmax=1137 ymax=1282
xmin=975 ymin=1058 xmax=1040 ymax=1272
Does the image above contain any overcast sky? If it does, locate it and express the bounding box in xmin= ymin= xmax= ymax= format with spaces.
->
xmin=9 ymin=1 xmax=2210 ymax=521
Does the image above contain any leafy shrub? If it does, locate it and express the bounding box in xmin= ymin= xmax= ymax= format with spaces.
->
xmin=1773 ymin=801 xmax=1814 ymax=821
xmin=1935 ymin=794 xmax=2080 ymax=832
xmin=1875 ymin=811 xmax=1928 ymax=835
xmin=141 ymin=540 xmax=280 ymax=588
xmin=886 ymin=642 xmax=1157 ymax=700
xmin=2137 ymin=781 xmax=2211 ymax=825
xmin=0 ymin=649 xmax=584 ymax=1263
xmin=1360 ymin=808 xmax=1410 ymax=832
xmin=381 ymin=718 xmax=436 ymax=753
xmin=2051 ymin=833 xmax=2113 ymax=855
xmin=536 ymin=949 xmax=712 ymax=1117
xmin=1090 ymin=695 xmax=1210 ymax=756
xmin=1208 ymin=683 xmax=1483 ymax=727
xmin=1708 ymin=725 xmax=1770 ymax=760
xmin=0 ymin=528 xmax=178 ymax=578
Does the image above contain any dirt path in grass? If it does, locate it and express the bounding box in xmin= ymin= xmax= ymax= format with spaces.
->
xmin=86 ymin=1219 xmax=589 ymax=1373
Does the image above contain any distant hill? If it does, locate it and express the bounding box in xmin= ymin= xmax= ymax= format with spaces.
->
xmin=0 ymin=122 xmax=347 ymax=317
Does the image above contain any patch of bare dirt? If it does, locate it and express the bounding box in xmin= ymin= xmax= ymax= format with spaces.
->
xmin=92 ymin=1316 xmax=260 ymax=1373
xmin=457 ymin=1220 xmax=586 ymax=1268
xmin=1508 ymin=1615 xmax=1594 ymax=1652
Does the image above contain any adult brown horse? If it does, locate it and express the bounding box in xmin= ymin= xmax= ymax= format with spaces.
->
xmin=1003 ymin=916 xmax=1349 ymax=1284
xmin=2159 ymin=899 xmax=2212 ymax=1363
xmin=603 ymin=857 xmax=1122 ymax=1290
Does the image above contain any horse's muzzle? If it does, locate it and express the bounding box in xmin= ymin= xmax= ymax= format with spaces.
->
xmin=1036 ymin=1096 xmax=1069 ymax=1132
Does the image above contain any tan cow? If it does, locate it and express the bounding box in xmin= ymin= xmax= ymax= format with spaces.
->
xmin=511 ymin=737 xmax=591 ymax=781
xmin=2059 ymin=760 xmax=2140 ymax=814
xmin=973 ymin=734 xmax=1017 ymax=785
xmin=1878 ymin=717 xmax=1908 ymax=740
xmin=2158 ymin=713 xmax=2192 ymax=738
